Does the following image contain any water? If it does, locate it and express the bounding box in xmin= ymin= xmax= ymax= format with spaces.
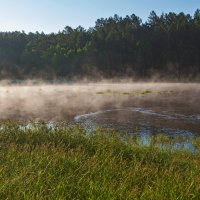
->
xmin=0 ymin=83 xmax=200 ymax=151
xmin=74 ymin=107 xmax=200 ymax=134
xmin=74 ymin=107 xmax=200 ymax=152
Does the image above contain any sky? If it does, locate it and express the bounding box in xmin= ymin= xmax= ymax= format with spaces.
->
xmin=0 ymin=0 xmax=199 ymax=33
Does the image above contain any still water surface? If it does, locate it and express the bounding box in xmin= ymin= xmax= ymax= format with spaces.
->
xmin=74 ymin=106 xmax=200 ymax=152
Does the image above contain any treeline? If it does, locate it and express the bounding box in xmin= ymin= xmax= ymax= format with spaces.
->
xmin=1 ymin=10 xmax=200 ymax=80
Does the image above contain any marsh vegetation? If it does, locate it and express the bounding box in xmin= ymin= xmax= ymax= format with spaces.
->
xmin=1 ymin=123 xmax=200 ymax=199
xmin=0 ymin=82 xmax=200 ymax=199
xmin=0 ymin=4 xmax=200 ymax=200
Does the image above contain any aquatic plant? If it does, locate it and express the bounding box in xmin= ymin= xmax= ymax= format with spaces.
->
xmin=122 ymin=92 xmax=130 ymax=95
xmin=140 ymin=89 xmax=152 ymax=95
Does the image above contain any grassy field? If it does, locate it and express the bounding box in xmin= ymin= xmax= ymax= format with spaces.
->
xmin=1 ymin=123 xmax=200 ymax=199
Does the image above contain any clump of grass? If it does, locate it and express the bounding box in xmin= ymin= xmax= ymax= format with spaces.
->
xmin=0 ymin=123 xmax=200 ymax=199
xmin=121 ymin=92 xmax=130 ymax=95
xmin=96 ymin=91 xmax=105 ymax=94
xmin=106 ymin=89 xmax=112 ymax=93
xmin=191 ymin=137 xmax=200 ymax=150
xmin=140 ymin=89 xmax=152 ymax=95
xmin=134 ymin=89 xmax=153 ymax=95
xmin=96 ymin=89 xmax=113 ymax=95
xmin=97 ymin=90 xmax=136 ymax=96
xmin=157 ymin=90 xmax=174 ymax=95
xmin=167 ymin=90 xmax=174 ymax=94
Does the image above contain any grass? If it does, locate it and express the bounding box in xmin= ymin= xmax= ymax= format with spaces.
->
xmin=96 ymin=89 xmax=153 ymax=96
xmin=96 ymin=91 xmax=105 ymax=94
xmin=128 ymin=89 xmax=154 ymax=96
xmin=122 ymin=92 xmax=130 ymax=95
xmin=157 ymin=90 xmax=174 ymax=95
xmin=137 ymin=89 xmax=152 ymax=95
xmin=1 ymin=123 xmax=200 ymax=199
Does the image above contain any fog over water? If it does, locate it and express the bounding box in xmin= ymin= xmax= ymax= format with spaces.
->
xmin=0 ymin=82 xmax=200 ymax=136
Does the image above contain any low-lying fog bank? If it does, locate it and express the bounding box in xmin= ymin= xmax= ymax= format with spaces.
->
xmin=0 ymin=82 xmax=199 ymax=122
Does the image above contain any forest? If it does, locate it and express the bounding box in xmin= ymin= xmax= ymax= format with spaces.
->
xmin=0 ymin=10 xmax=200 ymax=80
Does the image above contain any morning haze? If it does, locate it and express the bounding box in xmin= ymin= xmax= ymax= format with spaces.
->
xmin=0 ymin=1 xmax=200 ymax=199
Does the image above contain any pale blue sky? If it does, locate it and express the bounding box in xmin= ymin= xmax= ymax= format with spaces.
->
xmin=0 ymin=0 xmax=199 ymax=33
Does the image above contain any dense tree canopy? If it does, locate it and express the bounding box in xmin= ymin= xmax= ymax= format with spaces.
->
xmin=0 ymin=10 xmax=200 ymax=80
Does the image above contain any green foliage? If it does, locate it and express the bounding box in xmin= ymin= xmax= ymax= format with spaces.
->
xmin=140 ymin=89 xmax=152 ymax=95
xmin=1 ymin=123 xmax=200 ymax=199
xmin=0 ymin=10 xmax=200 ymax=79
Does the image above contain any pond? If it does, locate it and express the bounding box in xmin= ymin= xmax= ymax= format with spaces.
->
xmin=74 ymin=106 xmax=200 ymax=152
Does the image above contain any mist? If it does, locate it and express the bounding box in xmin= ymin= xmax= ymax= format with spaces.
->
xmin=0 ymin=82 xmax=199 ymax=122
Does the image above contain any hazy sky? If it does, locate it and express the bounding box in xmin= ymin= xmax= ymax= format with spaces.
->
xmin=0 ymin=0 xmax=199 ymax=33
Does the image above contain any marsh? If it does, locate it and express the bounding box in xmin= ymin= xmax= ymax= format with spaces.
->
xmin=0 ymin=83 xmax=199 ymax=137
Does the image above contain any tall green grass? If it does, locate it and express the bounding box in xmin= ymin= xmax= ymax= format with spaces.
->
xmin=0 ymin=123 xmax=200 ymax=199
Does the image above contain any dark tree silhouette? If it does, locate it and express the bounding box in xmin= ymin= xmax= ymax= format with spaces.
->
xmin=0 ymin=10 xmax=200 ymax=80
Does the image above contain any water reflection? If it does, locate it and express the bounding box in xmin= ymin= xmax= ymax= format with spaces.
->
xmin=136 ymin=127 xmax=196 ymax=153
xmin=74 ymin=107 xmax=200 ymax=152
